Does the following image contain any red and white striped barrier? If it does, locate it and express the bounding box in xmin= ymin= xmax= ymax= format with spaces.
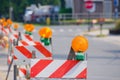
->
xmin=19 ymin=65 xmax=27 ymax=78
xmin=1 ymin=28 xmax=9 ymax=35
xmin=14 ymin=44 xmax=52 ymax=60
xmin=0 ymin=42 xmax=6 ymax=48
xmin=10 ymin=33 xmax=33 ymax=42
xmin=7 ymin=41 xmax=44 ymax=64
xmin=0 ymin=25 xmax=12 ymax=35
xmin=7 ymin=56 xmax=12 ymax=65
xmin=18 ymin=40 xmax=41 ymax=46
xmin=30 ymin=59 xmax=87 ymax=79
xmin=7 ymin=49 xmax=17 ymax=65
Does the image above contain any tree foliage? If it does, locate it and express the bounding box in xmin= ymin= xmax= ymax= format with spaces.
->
xmin=34 ymin=0 xmax=60 ymax=5
xmin=0 ymin=0 xmax=60 ymax=21
xmin=0 ymin=0 xmax=9 ymax=17
xmin=11 ymin=0 xmax=29 ymax=21
xmin=60 ymin=0 xmax=65 ymax=8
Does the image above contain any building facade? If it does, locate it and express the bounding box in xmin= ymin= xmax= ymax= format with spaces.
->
xmin=72 ymin=0 xmax=120 ymax=18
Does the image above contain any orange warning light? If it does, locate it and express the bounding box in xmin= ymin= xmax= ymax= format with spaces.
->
xmin=3 ymin=21 xmax=8 ymax=27
xmin=71 ymin=35 xmax=88 ymax=52
xmin=24 ymin=24 xmax=29 ymax=30
xmin=28 ymin=24 xmax=34 ymax=32
xmin=38 ymin=27 xmax=52 ymax=38
xmin=7 ymin=19 xmax=12 ymax=25
xmin=14 ymin=23 xmax=19 ymax=29
xmin=24 ymin=24 xmax=34 ymax=32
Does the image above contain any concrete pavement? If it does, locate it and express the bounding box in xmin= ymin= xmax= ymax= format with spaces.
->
xmin=83 ymin=29 xmax=120 ymax=46
xmin=0 ymin=25 xmax=120 ymax=80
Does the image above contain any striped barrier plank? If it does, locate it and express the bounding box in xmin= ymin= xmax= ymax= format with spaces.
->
xmin=19 ymin=65 xmax=27 ymax=78
xmin=18 ymin=40 xmax=40 ymax=46
xmin=8 ymin=40 xmax=51 ymax=65
xmin=14 ymin=44 xmax=52 ymax=59
xmin=1 ymin=28 xmax=9 ymax=35
xmin=7 ymin=56 xmax=12 ymax=65
xmin=7 ymin=49 xmax=17 ymax=65
xmin=10 ymin=33 xmax=33 ymax=42
xmin=0 ymin=25 xmax=12 ymax=35
xmin=30 ymin=59 xmax=87 ymax=79
xmin=1 ymin=42 xmax=6 ymax=48
xmin=0 ymin=37 xmax=8 ymax=48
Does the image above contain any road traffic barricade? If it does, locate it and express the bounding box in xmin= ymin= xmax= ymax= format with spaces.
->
xmin=9 ymin=33 xmax=33 ymax=43
xmin=14 ymin=44 xmax=52 ymax=60
xmin=0 ymin=19 xmax=13 ymax=36
xmin=7 ymin=39 xmax=53 ymax=65
xmin=12 ymin=43 xmax=52 ymax=80
xmin=0 ymin=26 xmax=10 ymax=35
xmin=29 ymin=35 xmax=88 ymax=80
xmin=5 ymin=23 xmax=89 ymax=80
xmin=18 ymin=65 xmax=27 ymax=78
xmin=7 ymin=31 xmax=41 ymax=65
xmin=6 ymin=29 xmax=53 ymax=80
xmin=30 ymin=59 xmax=87 ymax=79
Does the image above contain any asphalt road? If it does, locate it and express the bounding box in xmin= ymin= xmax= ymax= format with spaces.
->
xmin=0 ymin=24 xmax=120 ymax=80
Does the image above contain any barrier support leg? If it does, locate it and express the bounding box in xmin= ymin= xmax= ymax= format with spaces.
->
xmin=5 ymin=57 xmax=13 ymax=80
xmin=14 ymin=65 xmax=17 ymax=80
xmin=13 ymin=39 xmax=18 ymax=80
xmin=67 ymin=47 xmax=75 ymax=60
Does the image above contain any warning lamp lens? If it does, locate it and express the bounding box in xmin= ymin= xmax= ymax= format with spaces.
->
xmin=28 ymin=24 xmax=34 ymax=32
xmin=71 ymin=35 xmax=88 ymax=52
xmin=24 ymin=24 xmax=29 ymax=30
xmin=38 ymin=27 xmax=52 ymax=38
xmin=14 ymin=23 xmax=19 ymax=29
xmin=24 ymin=24 xmax=34 ymax=32
xmin=3 ymin=21 xmax=8 ymax=27
xmin=7 ymin=19 xmax=12 ymax=25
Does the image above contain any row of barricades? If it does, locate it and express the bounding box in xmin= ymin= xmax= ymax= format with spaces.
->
xmin=7 ymin=30 xmax=53 ymax=80
xmin=1 ymin=18 xmax=88 ymax=80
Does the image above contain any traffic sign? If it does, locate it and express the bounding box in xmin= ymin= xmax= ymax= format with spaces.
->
xmin=89 ymin=3 xmax=96 ymax=13
xmin=85 ymin=0 xmax=93 ymax=9
xmin=114 ymin=0 xmax=119 ymax=7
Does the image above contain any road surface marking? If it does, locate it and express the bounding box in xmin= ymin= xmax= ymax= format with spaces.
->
xmin=60 ymin=29 xmax=64 ymax=32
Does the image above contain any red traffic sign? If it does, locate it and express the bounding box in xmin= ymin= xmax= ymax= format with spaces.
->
xmin=85 ymin=0 xmax=93 ymax=9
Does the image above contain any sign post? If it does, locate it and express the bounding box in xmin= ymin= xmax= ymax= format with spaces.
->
xmin=98 ymin=18 xmax=105 ymax=35
xmin=85 ymin=0 xmax=94 ymax=31
xmin=114 ymin=0 xmax=119 ymax=18
xmin=85 ymin=0 xmax=93 ymax=11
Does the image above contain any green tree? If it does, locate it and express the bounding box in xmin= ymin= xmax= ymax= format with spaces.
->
xmin=0 ymin=0 xmax=9 ymax=18
xmin=11 ymin=0 xmax=29 ymax=21
xmin=36 ymin=0 xmax=60 ymax=5
xmin=0 ymin=0 xmax=60 ymax=21
xmin=60 ymin=0 xmax=65 ymax=8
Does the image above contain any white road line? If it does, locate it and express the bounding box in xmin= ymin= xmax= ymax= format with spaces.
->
xmin=52 ymin=28 xmax=82 ymax=33
xmin=76 ymin=28 xmax=81 ymax=31
xmin=68 ymin=29 xmax=73 ymax=32
xmin=60 ymin=29 xmax=64 ymax=32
